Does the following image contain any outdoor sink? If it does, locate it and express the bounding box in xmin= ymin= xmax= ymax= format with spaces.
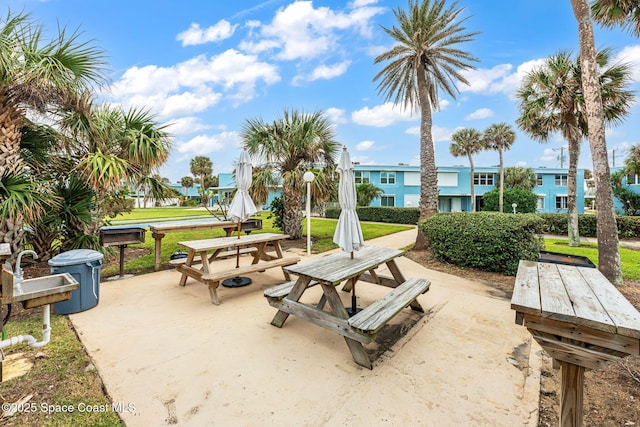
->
xmin=10 ymin=273 xmax=79 ymax=309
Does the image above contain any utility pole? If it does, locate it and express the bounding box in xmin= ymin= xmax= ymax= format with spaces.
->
xmin=553 ymin=146 xmax=566 ymax=168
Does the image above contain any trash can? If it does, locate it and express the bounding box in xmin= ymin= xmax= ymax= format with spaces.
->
xmin=48 ymin=249 xmax=104 ymax=314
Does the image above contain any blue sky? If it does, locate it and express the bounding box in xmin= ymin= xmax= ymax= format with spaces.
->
xmin=8 ymin=0 xmax=640 ymax=183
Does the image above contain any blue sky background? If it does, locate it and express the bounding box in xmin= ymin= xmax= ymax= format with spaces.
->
xmin=8 ymin=0 xmax=640 ymax=183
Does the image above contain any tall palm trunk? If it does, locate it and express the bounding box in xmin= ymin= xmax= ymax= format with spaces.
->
xmin=282 ymin=182 xmax=304 ymax=240
xmin=567 ymin=138 xmax=581 ymax=247
xmin=0 ymin=90 xmax=24 ymax=176
xmin=415 ymin=63 xmax=438 ymax=250
xmin=0 ymin=90 xmax=27 ymax=260
xmin=498 ymin=150 xmax=504 ymax=213
xmin=468 ymin=154 xmax=476 ymax=212
xmin=571 ymin=0 xmax=622 ymax=285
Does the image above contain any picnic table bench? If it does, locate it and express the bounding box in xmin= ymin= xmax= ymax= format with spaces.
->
xmin=176 ymin=233 xmax=299 ymax=305
xmin=511 ymin=260 xmax=640 ymax=427
xmin=149 ymin=218 xmax=262 ymax=270
xmin=264 ymin=246 xmax=430 ymax=369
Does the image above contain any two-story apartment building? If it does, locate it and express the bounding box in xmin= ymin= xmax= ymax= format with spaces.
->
xmin=352 ymin=165 xmax=585 ymax=213
xmin=210 ymin=165 xmax=586 ymax=213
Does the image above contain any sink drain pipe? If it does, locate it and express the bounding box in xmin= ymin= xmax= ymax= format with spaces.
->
xmin=0 ymin=304 xmax=51 ymax=381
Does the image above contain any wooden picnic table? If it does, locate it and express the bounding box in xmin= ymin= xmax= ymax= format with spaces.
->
xmin=264 ymin=246 xmax=430 ymax=369
xmin=175 ymin=233 xmax=299 ymax=305
xmin=149 ymin=218 xmax=261 ymax=271
xmin=511 ymin=260 xmax=640 ymax=427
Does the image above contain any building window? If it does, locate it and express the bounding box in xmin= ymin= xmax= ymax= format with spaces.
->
xmin=380 ymin=171 xmax=396 ymax=185
xmin=536 ymin=174 xmax=543 ymax=186
xmin=380 ymin=195 xmax=395 ymax=207
xmin=473 ymin=173 xmax=494 ymax=185
xmin=355 ymin=171 xmax=370 ymax=184
xmin=555 ymin=175 xmax=568 ymax=186
xmin=626 ymin=174 xmax=640 ymax=185
xmin=555 ymin=196 xmax=568 ymax=210
xmin=537 ymin=196 xmax=544 ymax=211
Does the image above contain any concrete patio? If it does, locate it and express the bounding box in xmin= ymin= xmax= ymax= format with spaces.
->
xmin=70 ymin=229 xmax=542 ymax=426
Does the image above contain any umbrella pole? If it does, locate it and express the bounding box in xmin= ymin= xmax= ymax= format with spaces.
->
xmin=235 ymin=221 xmax=241 ymax=268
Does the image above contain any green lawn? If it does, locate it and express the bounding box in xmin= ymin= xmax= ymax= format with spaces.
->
xmin=102 ymin=210 xmax=413 ymax=276
xmin=543 ymin=238 xmax=640 ymax=281
xmin=108 ymin=207 xmax=215 ymax=223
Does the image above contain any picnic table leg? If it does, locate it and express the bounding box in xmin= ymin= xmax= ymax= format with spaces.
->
xmin=320 ymin=283 xmax=372 ymax=369
xmin=178 ymin=251 xmax=196 ymax=287
xmin=270 ymin=277 xmax=312 ymax=327
xmin=560 ymin=362 xmax=584 ymax=427
xmin=387 ymin=260 xmax=424 ymax=313
xmin=152 ymin=232 xmax=165 ymax=271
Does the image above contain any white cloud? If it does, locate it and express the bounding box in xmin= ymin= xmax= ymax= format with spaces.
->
xmin=351 ymin=102 xmax=416 ymax=127
xmin=515 ymin=161 xmax=527 ymax=167
xmin=614 ymin=44 xmax=640 ymax=82
xmin=177 ymin=20 xmax=238 ymax=46
xmin=356 ymin=140 xmax=376 ymax=151
xmin=326 ymin=107 xmax=348 ymax=124
xmin=465 ymin=108 xmax=493 ymax=120
xmin=166 ymin=117 xmax=221 ymax=136
xmin=405 ymin=125 xmax=453 ymax=142
xmin=541 ymin=148 xmax=556 ymax=162
xmin=176 ymin=132 xmax=242 ymax=157
xmin=460 ymin=59 xmax=547 ymax=97
xmin=309 ymin=61 xmax=351 ymax=81
xmin=109 ymin=50 xmax=280 ymax=114
xmin=242 ymin=0 xmax=384 ymax=61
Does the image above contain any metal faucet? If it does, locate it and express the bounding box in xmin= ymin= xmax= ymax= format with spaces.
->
xmin=14 ymin=250 xmax=38 ymax=286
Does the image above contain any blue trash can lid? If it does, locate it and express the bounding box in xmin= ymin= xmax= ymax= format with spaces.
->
xmin=48 ymin=249 xmax=104 ymax=266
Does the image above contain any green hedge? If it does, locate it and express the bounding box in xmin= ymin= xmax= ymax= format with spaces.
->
xmin=537 ymin=213 xmax=640 ymax=238
xmin=419 ymin=212 xmax=544 ymax=275
xmin=325 ymin=206 xmax=419 ymax=224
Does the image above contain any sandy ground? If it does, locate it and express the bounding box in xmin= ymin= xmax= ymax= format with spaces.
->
xmin=69 ymin=230 xmax=542 ymax=426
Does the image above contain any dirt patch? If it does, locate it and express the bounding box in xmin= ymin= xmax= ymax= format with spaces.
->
xmin=6 ymin=241 xmax=640 ymax=426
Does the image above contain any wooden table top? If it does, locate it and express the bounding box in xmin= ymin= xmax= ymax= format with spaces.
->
xmin=284 ymin=246 xmax=404 ymax=286
xmin=511 ymin=260 xmax=640 ymax=339
xmin=149 ymin=219 xmax=237 ymax=233
xmin=177 ymin=233 xmax=289 ymax=252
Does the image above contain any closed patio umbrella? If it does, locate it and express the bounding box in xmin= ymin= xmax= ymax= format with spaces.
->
xmin=223 ymin=149 xmax=259 ymax=287
xmin=332 ymin=146 xmax=364 ymax=314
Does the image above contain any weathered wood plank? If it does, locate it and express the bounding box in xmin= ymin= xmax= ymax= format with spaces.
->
xmin=266 ymin=298 xmax=372 ymax=344
xmin=523 ymin=314 xmax=639 ymax=356
xmin=578 ymin=267 xmax=640 ymax=339
xmin=560 ymin=362 xmax=584 ymax=427
xmin=264 ymin=280 xmax=319 ymax=300
xmin=201 ymin=257 xmax=300 ymax=282
xmin=178 ymin=233 xmax=289 ymax=253
xmin=511 ymin=260 xmax=542 ymax=321
xmin=284 ymin=246 xmax=403 ymax=286
xmin=538 ymin=262 xmax=575 ymax=322
xmin=532 ymin=334 xmax=622 ymax=371
xmin=358 ymin=272 xmax=397 ymax=288
xmin=348 ymin=278 xmax=430 ymax=334
xmin=556 ymin=265 xmax=616 ymax=334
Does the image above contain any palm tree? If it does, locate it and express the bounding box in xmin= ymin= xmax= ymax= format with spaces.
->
xmin=570 ymin=0 xmax=623 ymax=285
xmin=356 ymin=182 xmax=384 ymax=207
xmin=373 ymin=0 xmax=478 ymax=249
xmin=0 ymin=10 xmax=107 ymax=259
xmin=483 ymin=123 xmax=516 ymax=214
xmin=591 ymin=0 xmax=640 ymax=36
xmin=242 ymin=109 xmax=340 ymax=239
xmin=190 ymin=156 xmax=213 ymax=206
xmin=450 ymin=128 xmax=483 ymax=212
xmin=502 ymin=167 xmax=537 ymax=191
xmin=517 ymin=49 xmax=633 ymax=247
xmin=180 ymin=176 xmax=194 ymax=201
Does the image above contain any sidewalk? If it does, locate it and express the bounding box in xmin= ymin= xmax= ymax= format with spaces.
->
xmin=69 ymin=228 xmax=542 ymax=426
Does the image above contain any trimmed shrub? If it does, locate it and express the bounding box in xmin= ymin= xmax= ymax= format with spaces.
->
xmin=325 ymin=206 xmax=420 ymax=224
xmin=419 ymin=212 xmax=544 ymax=275
xmin=536 ymin=213 xmax=640 ymax=238
xmin=481 ymin=188 xmax=538 ymax=213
